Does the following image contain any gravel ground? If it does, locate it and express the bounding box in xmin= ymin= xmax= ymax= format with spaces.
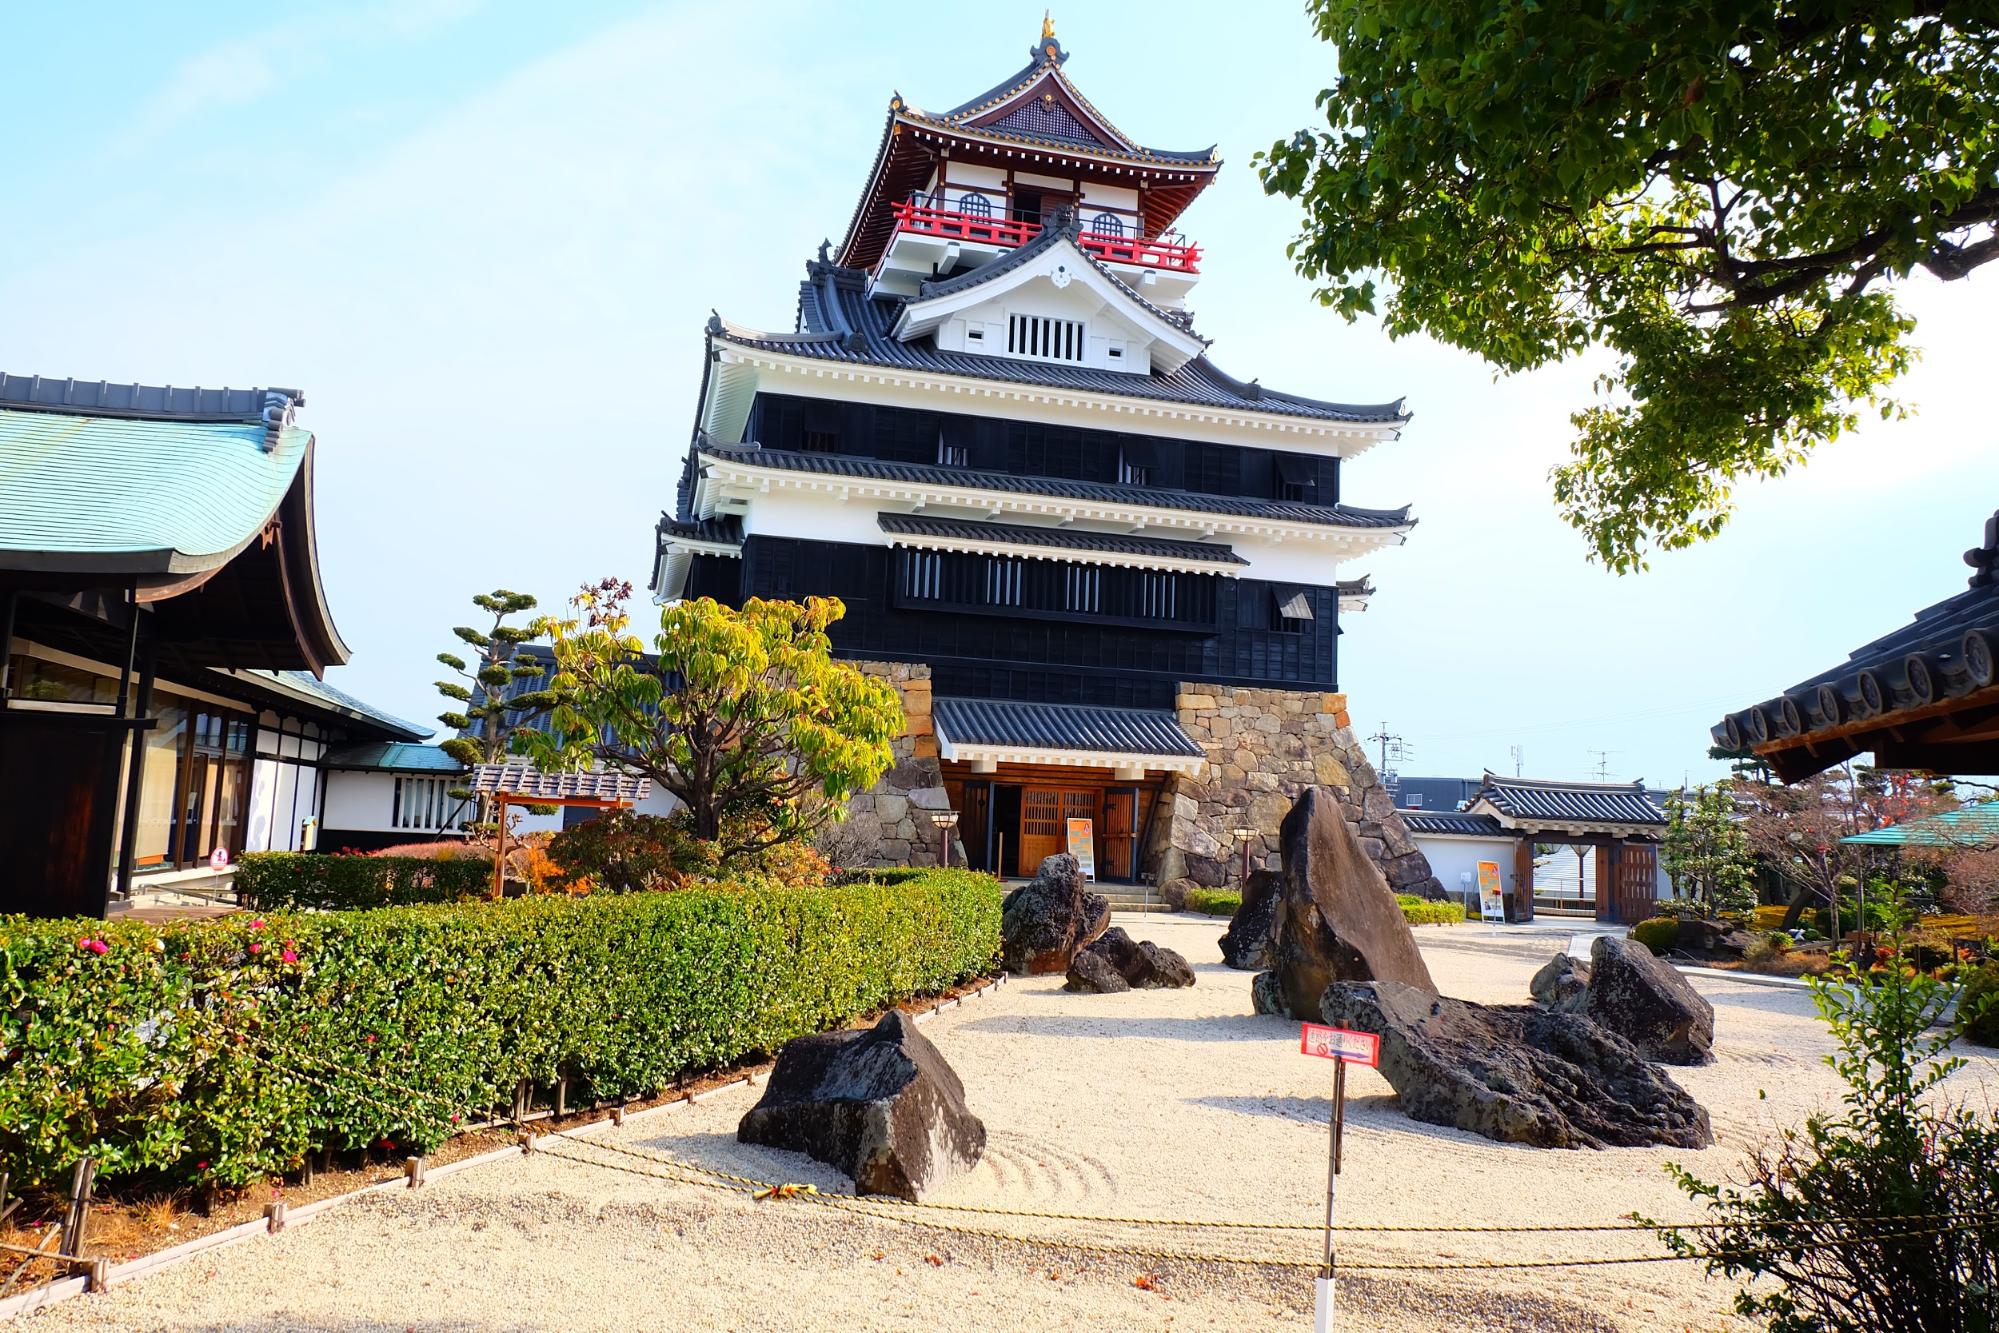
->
xmin=26 ymin=917 xmax=1998 ymax=1332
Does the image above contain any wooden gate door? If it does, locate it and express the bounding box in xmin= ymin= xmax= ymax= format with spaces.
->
xmin=1101 ymin=788 xmax=1138 ymax=883
xmin=1613 ymin=842 xmax=1659 ymax=924
xmin=1019 ymin=789 xmax=1065 ymax=871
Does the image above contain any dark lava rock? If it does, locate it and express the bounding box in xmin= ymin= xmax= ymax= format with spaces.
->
xmin=1250 ymin=969 xmax=1287 ymax=1016
xmin=1078 ymin=926 xmax=1195 ymax=989
xmin=1252 ymin=788 xmax=1437 ymax=1019
xmin=1063 ymin=949 xmax=1131 ymax=994
xmin=1529 ymin=953 xmax=1591 ymax=1012
xmin=1219 ymin=869 xmax=1282 ymax=971
xmin=1321 ymin=981 xmax=1713 ymax=1150
xmin=1000 ymin=853 xmax=1111 ymax=975
xmin=1584 ymin=935 xmax=1716 ymax=1066
xmin=737 ymin=1010 xmax=986 ymax=1200
xmin=1675 ymin=917 xmax=1754 ymax=960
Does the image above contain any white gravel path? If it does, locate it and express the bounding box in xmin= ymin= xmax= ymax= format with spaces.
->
xmin=26 ymin=917 xmax=1998 ymax=1332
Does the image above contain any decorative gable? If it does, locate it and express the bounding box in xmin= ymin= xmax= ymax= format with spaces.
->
xmin=988 ymin=92 xmax=1118 ymax=151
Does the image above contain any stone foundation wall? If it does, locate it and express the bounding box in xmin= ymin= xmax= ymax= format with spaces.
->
xmin=820 ymin=661 xmax=962 ymax=869
xmin=1158 ymin=685 xmax=1444 ymax=899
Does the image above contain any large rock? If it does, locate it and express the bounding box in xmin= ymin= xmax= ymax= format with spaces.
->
xmin=1063 ymin=950 xmax=1131 ymax=994
xmin=737 ymin=1011 xmax=986 ymax=1200
xmin=1000 ymin=854 xmax=1110 ymax=975
xmin=1529 ymin=953 xmax=1591 ymax=1011
xmin=1583 ymin=935 xmax=1716 ymax=1066
xmin=1075 ymin=926 xmax=1195 ymax=989
xmin=1252 ymin=788 xmax=1436 ymax=1018
xmin=1321 ymin=981 xmax=1713 ymax=1150
xmin=1218 ymin=869 xmax=1282 ymax=970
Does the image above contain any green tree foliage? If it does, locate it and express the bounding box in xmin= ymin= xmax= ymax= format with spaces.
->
xmin=1663 ymin=781 xmax=1758 ymax=916
xmin=433 ymin=590 xmax=558 ymax=815
xmin=1258 ymin=2 xmax=1999 ymax=569
xmin=1660 ymin=908 xmax=1999 ymax=1330
xmin=522 ymin=585 xmax=903 ymax=859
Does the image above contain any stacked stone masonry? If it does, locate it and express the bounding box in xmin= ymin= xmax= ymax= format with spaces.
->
xmin=828 ymin=661 xmax=961 ymax=869
xmin=1158 ymin=685 xmax=1445 ymax=898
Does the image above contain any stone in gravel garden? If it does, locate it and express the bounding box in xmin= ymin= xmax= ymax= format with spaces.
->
xmin=1000 ymin=853 xmax=1111 ymax=975
xmin=1582 ymin=935 xmax=1716 ymax=1066
xmin=1063 ymin=949 xmax=1131 ymax=994
xmin=737 ymin=1010 xmax=986 ymax=1201
xmin=1528 ymin=953 xmax=1590 ymax=1012
xmin=1218 ymin=868 xmax=1282 ymax=970
xmin=1251 ymin=787 xmax=1436 ymax=1018
xmin=1070 ymin=926 xmax=1195 ymax=990
xmin=1321 ymin=981 xmax=1713 ymax=1150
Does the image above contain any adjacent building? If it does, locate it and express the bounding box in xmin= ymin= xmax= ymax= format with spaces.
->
xmin=0 ymin=374 xmax=433 ymax=916
xmin=652 ymin=24 xmax=1439 ymax=892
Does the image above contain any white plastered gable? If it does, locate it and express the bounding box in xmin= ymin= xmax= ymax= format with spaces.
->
xmin=890 ymin=236 xmax=1206 ymax=375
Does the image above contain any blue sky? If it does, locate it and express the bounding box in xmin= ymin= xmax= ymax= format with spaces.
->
xmin=5 ymin=2 xmax=1994 ymax=787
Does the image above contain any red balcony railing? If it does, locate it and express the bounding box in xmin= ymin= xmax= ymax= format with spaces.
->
xmin=887 ymin=200 xmax=1201 ymax=275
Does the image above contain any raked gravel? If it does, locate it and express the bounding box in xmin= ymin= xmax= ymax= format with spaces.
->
xmin=26 ymin=917 xmax=1999 ymax=1332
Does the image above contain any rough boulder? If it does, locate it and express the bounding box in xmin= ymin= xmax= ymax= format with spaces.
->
xmin=737 ymin=1011 xmax=986 ymax=1200
xmin=1218 ymin=869 xmax=1282 ymax=970
xmin=1582 ymin=935 xmax=1716 ymax=1066
xmin=1528 ymin=953 xmax=1591 ymax=1012
xmin=1000 ymin=854 xmax=1110 ymax=975
xmin=1251 ymin=787 xmax=1436 ymax=1018
xmin=1066 ymin=926 xmax=1194 ymax=992
xmin=1321 ymin=981 xmax=1713 ymax=1150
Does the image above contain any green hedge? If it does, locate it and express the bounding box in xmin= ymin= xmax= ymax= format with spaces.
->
xmin=235 ymin=852 xmax=493 ymax=910
xmin=1396 ymin=894 xmax=1468 ymax=926
xmin=1630 ymin=916 xmax=1681 ymax=955
xmin=1184 ymin=887 xmax=1242 ymax=917
xmin=0 ymin=871 xmax=1001 ymax=1193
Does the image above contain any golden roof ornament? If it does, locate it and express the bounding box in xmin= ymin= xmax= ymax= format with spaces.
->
xmin=1042 ymin=11 xmax=1055 ymax=40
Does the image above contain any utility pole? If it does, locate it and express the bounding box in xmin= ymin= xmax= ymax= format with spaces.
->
xmin=1367 ymin=725 xmax=1410 ymax=798
xmin=1509 ymin=745 xmax=1523 ymax=778
xmin=1589 ymin=749 xmax=1618 ymax=783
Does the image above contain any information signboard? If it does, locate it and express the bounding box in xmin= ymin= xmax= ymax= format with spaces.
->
xmin=1065 ymin=818 xmax=1096 ymax=880
xmin=1476 ymin=859 xmax=1507 ymax=923
xmin=1300 ymin=1023 xmax=1381 ymax=1067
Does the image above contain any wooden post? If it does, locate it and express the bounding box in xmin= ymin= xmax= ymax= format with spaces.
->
xmin=263 ymin=1200 xmax=287 ymax=1234
xmin=555 ymin=1073 xmax=568 ymax=1120
xmin=58 ymin=1158 xmax=95 ymax=1259
xmin=491 ymin=795 xmax=509 ymax=900
xmin=404 ymin=1156 xmax=426 ymax=1189
xmin=1512 ymin=837 xmax=1535 ymax=924
xmin=611 ymin=1105 xmax=627 ymax=1127
xmin=512 ymin=1077 xmax=530 ymax=1124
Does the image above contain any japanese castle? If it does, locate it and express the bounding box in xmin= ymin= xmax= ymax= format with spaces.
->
xmin=653 ymin=21 xmax=1428 ymax=890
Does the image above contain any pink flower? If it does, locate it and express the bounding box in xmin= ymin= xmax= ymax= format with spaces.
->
xmin=91 ymin=940 xmax=108 ymax=954
xmin=364 ymin=1034 xmax=377 ymax=1044
xmin=248 ymin=942 xmax=262 ymax=955
xmin=196 ymin=1160 xmax=209 ymax=1172
xmin=281 ymin=949 xmax=298 ymax=964
xmin=250 ymin=919 xmax=265 ymax=930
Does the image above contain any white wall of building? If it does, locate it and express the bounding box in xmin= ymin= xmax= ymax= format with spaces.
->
xmin=1410 ymin=834 xmax=1519 ymax=911
xmin=246 ymin=714 xmax=330 ymax=853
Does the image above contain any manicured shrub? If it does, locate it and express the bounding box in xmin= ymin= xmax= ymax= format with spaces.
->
xmin=235 ymin=852 xmax=492 ymax=910
xmin=0 ymin=870 xmax=1001 ymax=1193
xmin=1395 ymin=894 xmax=1467 ymax=926
xmin=545 ymin=811 xmax=691 ymax=893
xmin=1630 ymin=916 xmax=1682 ymax=955
xmin=1183 ymin=887 xmax=1242 ymax=917
xmin=1962 ymin=964 xmax=1999 ymax=1048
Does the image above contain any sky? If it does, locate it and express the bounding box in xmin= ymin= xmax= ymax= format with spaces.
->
xmin=4 ymin=1 xmax=1994 ymax=789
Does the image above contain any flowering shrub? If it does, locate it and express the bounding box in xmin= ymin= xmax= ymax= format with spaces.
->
xmin=0 ymin=869 xmax=1000 ymax=1193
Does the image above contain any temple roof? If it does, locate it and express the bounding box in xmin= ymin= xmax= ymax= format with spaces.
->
xmin=696 ymin=442 xmax=1412 ymax=532
xmin=709 ymin=261 xmax=1409 ymax=427
xmin=1713 ymin=508 xmax=1999 ymax=780
xmin=877 ymin=512 xmax=1248 ymax=567
xmin=933 ymin=696 xmax=1205 ymax=763
xmin=1468 ymin=775 xmax=1666 ymax=829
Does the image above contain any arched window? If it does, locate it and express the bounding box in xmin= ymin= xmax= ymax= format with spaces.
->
xmin=1090 ymin=212 xmax=1124 ymax=238
xmin=958 ymin=193 xmax=993 ymax=219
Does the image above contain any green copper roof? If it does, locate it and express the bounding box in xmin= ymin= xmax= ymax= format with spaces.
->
xmin=322 ymin=741 xmax=462 ymax=772
xmin=1842 ymin=800 xmax=1999 ymax=848
xmin=0 ymin=408 xmax=311 ymax=574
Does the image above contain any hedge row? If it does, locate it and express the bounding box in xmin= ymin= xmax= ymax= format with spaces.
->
xmin=0 ymin=871 xmax=1002 ymax=1193
xmin=1396 ymin=895 xmax=1469 ymax=926
xmin=235 ymin=852 xmax=492 ymax=910
xmin=1183 ymin=887 xmax=1241 ymax=917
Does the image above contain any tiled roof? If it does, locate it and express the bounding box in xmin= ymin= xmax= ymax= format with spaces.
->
xmin=1714 ymin=509 xmax=1999 ymax=778
xmin=658 ymin=515 xmax=743 ymax=546
xmin=933 ymin=696 xmax=1204 ymax=759
xmin=1402 ymin=812 xmax=1507 ymax=837
xmin=877 ymin=513 xmax=1247 ymax=565
xmin=0 ymin=374 xmax=310 ymax=574
xmin=911 ymin=220 xmax=1202 ymax=339
xmin=322 ymin=742 xmax=463 ymax=773
xmin=470 ymin=762 xmax=652 ymax=803
xmin=230 ymin=670 xmax=432 ymax=741
xmin=712 ymin=262 xmax=1408 ymax=427
xmin=1843 ymin=800 xmax=1999 ymax=847
xmin=1472 ymin=775 xmax=1665 ymax=827
xmin=699 ymin=444 xmax=1411 ymax=532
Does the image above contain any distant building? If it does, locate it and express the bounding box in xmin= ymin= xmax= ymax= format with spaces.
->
xmin=0 ymin=374 xmax=431 ymax=916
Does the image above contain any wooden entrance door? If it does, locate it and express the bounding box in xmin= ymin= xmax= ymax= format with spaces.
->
xmin=1018 ymin=788 xmax=1099 ymax=874
xmin=1607 ymin=842 xmax=1659 ymax=924
xmin=1101 ymin=788 xmax=1138 ymax=883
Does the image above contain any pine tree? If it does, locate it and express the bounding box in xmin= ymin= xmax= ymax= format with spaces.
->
xmin=434 ymin=590 xmax=558 ymax=826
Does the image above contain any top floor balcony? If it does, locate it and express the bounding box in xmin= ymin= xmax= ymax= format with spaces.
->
xmin=872 ymin=194 xmax=1202 ymax=307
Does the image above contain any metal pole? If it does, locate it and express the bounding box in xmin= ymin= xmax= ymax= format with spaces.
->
xmin=1316 ymin=1059 xmax=1345 ymax=1331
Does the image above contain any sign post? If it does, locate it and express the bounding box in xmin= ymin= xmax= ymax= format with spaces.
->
xmin=1476 ymin=859 xmax=1506 ymax=930
xmin=1300 ymin=1022 xmax=1380 ymax=1332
